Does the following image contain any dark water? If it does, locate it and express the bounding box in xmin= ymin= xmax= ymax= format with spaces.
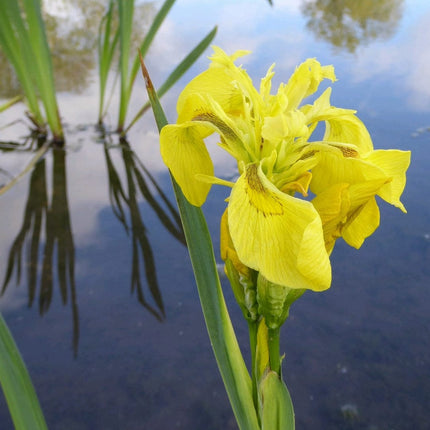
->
xmin=1 ymin=0 xmax=430 ymax=429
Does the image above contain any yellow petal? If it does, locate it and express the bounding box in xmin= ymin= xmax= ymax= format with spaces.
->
xmin=323 ymin=113 xmax=374 ymax=154
xmin=177 ymin=67 xmax=244 ymax=121
xmin=312 ymin=183 xmax=350 ymax=254
xmin=310 ymin=151 xmax=386 ymax=195
xmin=301 ymin=87 xmax=355 ymax=127
xmin=284 ymin=59 xmax=336 ymax=110
xmin=363 ymin=149 xmax=411 ymax=212
xmin=261 ymin=110 xmax=308 ymax=145
xmin=228 ymin=163 xmax=331 ymax=291
xmin=177 ymin=46 xmax=259 ymax=124
xmin=343 ymin=197 xmax=380 ymax=248
xmin=177 ymin=92 xmax=253 ymax=163
xmin=220 ymin=209 xmax=251 ymax=277
xmin=160 ymin=122 xmax=214 ymax=206
xmin=280 ymin=171 xmax=313 ymax=197
xmin=312 ymin=179 xmax=387 ymax=252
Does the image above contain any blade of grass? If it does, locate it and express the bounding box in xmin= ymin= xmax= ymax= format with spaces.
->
xmin=124 ymin=25 xmax=217 ymax=134
xmin=118 ymin=0 xmax=177 ymax=131
xmin=0 ymin=0 xmax=63 ymax=140
xmin=117 ymin=0 xmax=135 ymax=132
xmin=140 ymin=57 xmax=260 ymax=430
xmin=98 ymin=0 xmax=120 ymax=123
xmin=0 ymin=2 xmax=44 ymax=127
xmin=0 ymin=96 xmax=23 ymax=114
xmin=21 ymin=0 xmax=63 ymax=140
xmin=0 ymin=313 xmax=48 ymax=430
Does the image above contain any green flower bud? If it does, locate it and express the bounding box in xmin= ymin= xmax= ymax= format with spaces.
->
xmin=257 ymin=274 xmax=305 ymax=329
xmin=225 ymin=259 xmax=258 ymax=322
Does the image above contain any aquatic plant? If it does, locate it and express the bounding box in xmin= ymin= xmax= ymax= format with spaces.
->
xmin=97 ymin=0 xmax=217 ymax=134
xmin=144 ymin=47 xmax=410 ymax=429
xmin=0 ymin=0 xmax=63 ymax=142
xmin=0 ymin=96 xmax=23 ymax=114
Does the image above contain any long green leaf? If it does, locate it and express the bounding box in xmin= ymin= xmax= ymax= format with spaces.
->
xmin=118 ymin=0 xmax=177 ymax=131
xmin=124 ymin=25 xmax=217 ymax=133
xmin=140 ymin=58 xmax=260 ymax=430
xmin=130 ymin=0 xmax=177 ymax=82
xmin=0 ymin=1 xmax=44 ymax=125
xmin=98 ymin=0 xmax=119 ymax=123
xmin=21 ymin=0 xmax=62 ymax=139
xmin=117 ymin=0 xmax=135 ymax=130
xmin=0 ymin=313 xmax=48 ymax=430
xmin=0 ymin=0 xmax=63 ymax=139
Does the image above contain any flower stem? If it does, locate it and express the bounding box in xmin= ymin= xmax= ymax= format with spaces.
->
xmin=248 ymin=320 xmax=258 ymax=409
xmin=268 ymin=327 xmax=281 ymax=375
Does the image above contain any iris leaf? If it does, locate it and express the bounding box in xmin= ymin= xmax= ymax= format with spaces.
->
xmin=140 ymin=57 xmax=260 ymax=430
xmin=0 ymin=313 xmax=47 ymax=429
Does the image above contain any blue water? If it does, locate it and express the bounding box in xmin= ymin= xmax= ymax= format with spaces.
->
xmin=1 ymin=0 xmax=430 ymax=428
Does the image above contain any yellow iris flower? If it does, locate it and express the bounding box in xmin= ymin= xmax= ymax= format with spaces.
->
xmin=160 ymin=46 xmax=410 ymax=292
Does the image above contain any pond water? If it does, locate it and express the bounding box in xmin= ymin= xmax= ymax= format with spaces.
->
xmin=1 ymin=0 xmax=430 ymax=429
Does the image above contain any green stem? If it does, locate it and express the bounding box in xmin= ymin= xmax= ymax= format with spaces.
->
xmin=248 ymin=320 xmax=258 ymax=410
xmin=268 ymin=327 xmax=281 ymax=375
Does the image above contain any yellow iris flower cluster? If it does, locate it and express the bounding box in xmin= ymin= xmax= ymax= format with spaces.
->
xmin=160 ymin=46 xmax=410 ymax=293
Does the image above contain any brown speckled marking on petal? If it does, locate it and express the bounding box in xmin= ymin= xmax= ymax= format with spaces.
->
xmin=244 ymin=164 xmax=284 ymax=216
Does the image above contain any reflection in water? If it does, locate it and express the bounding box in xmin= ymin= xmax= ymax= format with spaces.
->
xmin=102 ymin=130 xmax=186 ymax=320
xmin=301 ymin=0 xmax=404 ymax=52
xmin=1 ymin=137 xmax=79 ymax=355
xmin=1 ymin=129 xmax=186 ymax=352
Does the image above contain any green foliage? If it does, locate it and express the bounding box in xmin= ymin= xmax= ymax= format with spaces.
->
xmin=0 ymin=0 xmax=63 ymax=141
xmin=0 ymin=313 xmax=48 ymax=429
xmin=97 ymin=0 xmax=217 ymax=134
xmin=0 ymin=96 xmax=23 ymax=114
xmin=141 ymin=59 xmax=260 ymax=430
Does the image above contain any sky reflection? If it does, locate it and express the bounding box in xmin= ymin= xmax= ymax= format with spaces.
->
xmin=0 ymin=1 xmax=429 ymax=428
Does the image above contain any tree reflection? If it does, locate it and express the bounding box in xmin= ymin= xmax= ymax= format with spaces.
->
xmin=102 ymin=130 xmax=185 ymax=321
xmin=1 ymin=137 xmax=79 ymax=356
xmin=301 ymin=0 xmax=404 ymax=53
xmin=0 ymin=0 xmax=155 ymax=96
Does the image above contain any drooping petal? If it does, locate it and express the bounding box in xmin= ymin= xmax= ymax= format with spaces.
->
xmin=363 ymin=149 xmax=411 ymax=212
xmin=312 ymin=183 xmax=350 ymax=253
xmin=312 ymin=179 xmax=387 ymax=252
xmin=343 ymin=197 xmax=380 ymax=248
xmin=160 ymin=122 xmax=214 ymax=206
xmin=310 ymin=150 xmax=388 ymax=195
xmin=228 ymin=163 xmax=331 ymax=291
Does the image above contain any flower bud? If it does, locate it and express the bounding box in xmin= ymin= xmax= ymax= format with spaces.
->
xmin=257 ymin=274 xmax=305 ymax=329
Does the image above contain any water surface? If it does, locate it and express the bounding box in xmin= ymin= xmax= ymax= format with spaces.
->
xmin=1 ymin=0 xmax=429 ymax=428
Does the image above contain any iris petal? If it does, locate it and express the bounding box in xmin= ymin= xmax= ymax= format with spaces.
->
xmin=160 ymin=122 xmax=214 ymax=206
xmin=228 ymin=163 xmax=331 ymax=291
xmin=363 ymin=149 xmax=411 ymax=212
